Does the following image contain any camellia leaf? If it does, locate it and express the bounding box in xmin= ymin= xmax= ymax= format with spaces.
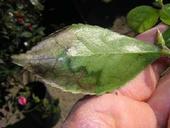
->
xmin=127 ymin=6 xmax=159 ymax=33
xmin=163 ymin=28 xmax=170 ymax=48
xmin=160 ymin=4 xmax=170 ymax=25
xmin=12 ymin=24 xmax=165 ymax=95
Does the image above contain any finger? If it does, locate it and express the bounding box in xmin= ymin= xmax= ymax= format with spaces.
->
xmin=63 ymin=25 xmax=168 ymax=128
xmin=118 ymin=65 xmax=159 ymax=101
xmin=63 ymin=93 xmax=157 ymax=128
xmin=136 ymin=23 xmax=168 ymax=44
xmin=168 ymin=115 xmax=170 ymax=128
xmin=148 ymin=71 xmax=170 ymax=128
xmin=118 ymin=24 xmax=169 ymax=101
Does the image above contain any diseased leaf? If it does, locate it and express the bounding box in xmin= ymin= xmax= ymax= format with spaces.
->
xmin=127 ymin=6 xmax=159 ymax=33
xmin=12 ymin=24 xmax=163 ymax=94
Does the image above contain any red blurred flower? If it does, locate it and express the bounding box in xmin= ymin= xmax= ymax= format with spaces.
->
xmin=18 ymin=96 xmax=27 ymax=106
xmin=28 ymin=24 xmax=33 ymax=31
xmin=16 ymin=18 xmax=24 ymax=24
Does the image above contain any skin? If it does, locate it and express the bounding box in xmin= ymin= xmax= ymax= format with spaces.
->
xmin=62 ymin=24 xmax=170 ymax=128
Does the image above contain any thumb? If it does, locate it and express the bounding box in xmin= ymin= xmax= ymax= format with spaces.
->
xmin=148 ymin=70 xmax=170 ymax=128
xmin=168 ymin=114 xmax=170 ymax=128
xmin=168 ymin=115 xmax=170 ymax=128
xmin=118 ymin=24 xmax=169 ymax=101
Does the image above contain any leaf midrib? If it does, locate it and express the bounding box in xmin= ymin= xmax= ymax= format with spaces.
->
xmin=25 ymin=52 xmax=160 ymax=61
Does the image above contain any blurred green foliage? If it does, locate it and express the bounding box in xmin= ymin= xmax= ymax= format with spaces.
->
xmin=0 ymin=0 xmax=45 ymax=60
xmin=0 ymin=1 xmax=60 ymax=126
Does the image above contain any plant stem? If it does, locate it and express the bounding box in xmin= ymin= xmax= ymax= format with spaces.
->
xmin=155 ymin=0 xmax=164 ymax=8
xmin=161 ymin=46 xmax=170 ymax=56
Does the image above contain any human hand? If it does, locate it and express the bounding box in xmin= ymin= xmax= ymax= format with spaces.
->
xmin=62 ymin=24 xmax=170 ymax=128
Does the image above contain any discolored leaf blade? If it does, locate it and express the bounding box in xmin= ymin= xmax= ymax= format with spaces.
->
xmin=12 ymin=24 xmax=162 ymax=94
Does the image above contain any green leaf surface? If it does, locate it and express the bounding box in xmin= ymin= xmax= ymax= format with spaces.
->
xmin=12 ymin=24 xmax=162 ymax=95
xmin=127 ymin=6 xmax=159 ymax=33
xmin=21 ymin=31 xmax=33 ymax=38
xmin=160 ymin=4 xmax=170 ymax=25
xmin=163 ymin=28 xmax=170 ymax=48
xmin=29 ymin=0 xmax=44 ymax=10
